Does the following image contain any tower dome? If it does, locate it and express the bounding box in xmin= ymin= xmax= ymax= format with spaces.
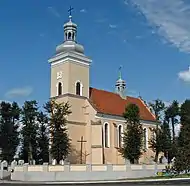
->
xmin=115 ymin=66 xmax=126 ymax=98
xmin=55 ymin=8 xmax=84 ymax=54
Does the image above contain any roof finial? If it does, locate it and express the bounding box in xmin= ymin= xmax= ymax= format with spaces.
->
xmin=68 ymin=6 xmax=74 ymax=21
xmin=118 ymin=65 xmax=122 ymax=79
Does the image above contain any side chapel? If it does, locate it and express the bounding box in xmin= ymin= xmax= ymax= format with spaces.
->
xmin=48 ymin=12 xmax=158 ymax=164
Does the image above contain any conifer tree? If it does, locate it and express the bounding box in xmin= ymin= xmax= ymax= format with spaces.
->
xmin=20 ymin=100 xmax=39 ymax=163
xmin=37 ymin=111 xmax=49 ymax=163
xmin=165 ymin=100 xmax=179 ymax=141
xmin=174 ymin=100 xmax=190 ymax=172
xmin=0 ymin=101 xmax=20 ymax=163
xmin=44 ymin=99 xmax=71 ymax=163
xmin=120 ymin=103 xmax=143 ymax=164
xmin=160 ymin=119 xmax=172 ymax=162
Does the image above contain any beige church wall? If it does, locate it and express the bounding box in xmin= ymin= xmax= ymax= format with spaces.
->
xmin=50 ymin=62 xmax=70 ymax=98
xmin=97 ymin=114 xmax=161 ymax=165
xmin=91 ymin=148 xmax=103 ymax=164
xmin=50 ymin=60 xmax=90 ymax=98
xmin=67 ymin=123 xmax=86 ymax=164
xmin=84 ymin=99 xmax=100 ymax=164
xmin=68 ymin=62 xmax=90 ymax=98
xmin=66 ymin=96 xmax=86 ymax=123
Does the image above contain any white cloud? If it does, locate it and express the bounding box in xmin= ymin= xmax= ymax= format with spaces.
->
xmin=5 ymin=86 xmax=33 ymax=98
xmin=109 ymin=24 xmax=117 ymax=29
xmin=80 ymin=9 xmax=87 ymax=13
xmin=178 ymin=67 xmax=190 ymax=82
xmin=125 ymin=0 xmax=190 ymax=53
xmin=47 ymin=6 xmax=60 ymax=18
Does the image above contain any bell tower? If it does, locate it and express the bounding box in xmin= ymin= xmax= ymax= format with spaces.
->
xmin=48 ymin=7 xmax=92 ymax=99
xmin=115 ymin=66 xmax=126 ymax=99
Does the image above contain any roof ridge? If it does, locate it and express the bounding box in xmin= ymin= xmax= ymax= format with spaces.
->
xmin=138 ymin=97 xmax=156 ymax=120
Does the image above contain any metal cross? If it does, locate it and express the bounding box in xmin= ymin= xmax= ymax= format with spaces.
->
xmin=68 ymin=6 xmax=74 ymax=17
xmin=77 ymin=136 xmax=87 ymax=164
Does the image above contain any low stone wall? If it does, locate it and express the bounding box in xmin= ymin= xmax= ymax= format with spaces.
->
xmin=11 ymin=164 xmax=166 ymax=181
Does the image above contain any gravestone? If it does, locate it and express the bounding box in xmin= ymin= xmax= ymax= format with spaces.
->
xmin=1 ymin=160 xmax=8 ymax=171
xmin=18 ymin=160 xmax=24 ymax=165
xmin=162 ymin=156 xmax=168 ymax=164
xmin=52 ymin=159 xmax=57 ymax=165
xmin=59 ymin=159 xmax=64 ymax=165
xmin=11 ymin=160 xmax=17 ymax=170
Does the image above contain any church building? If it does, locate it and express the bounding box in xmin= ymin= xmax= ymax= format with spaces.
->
xmin=48 ymin=12 xmax=158 ymax=164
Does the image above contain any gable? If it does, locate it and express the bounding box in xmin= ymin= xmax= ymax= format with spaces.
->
xmin=89 ymin=87 xmax=156 ymax=122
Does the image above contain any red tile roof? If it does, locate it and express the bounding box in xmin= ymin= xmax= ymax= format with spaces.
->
xmin=89 ymin=87 xmax=156 ymax=122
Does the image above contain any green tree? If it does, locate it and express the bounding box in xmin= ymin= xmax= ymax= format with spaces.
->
xmin=149 ymin=99 xmax=165 ymax=163
xmin=120 ymin=103 xmax=143 ymax=164
xmin=160 ymin=118 xmax=172 ymax=163
xmin=165 ymin=100 xmax=179 ymax=141
xmin=44 ymin=99 xmax=71 ymax=163
xmin=37 ymin=111 xmax=49 ymax=164
xmin=0 ymin=101 xmax=20 ymax=163
xmin=174 ymin=100 xmax=190 ymax=172
xmin=20 ymin=100 xmax=39 ymax=163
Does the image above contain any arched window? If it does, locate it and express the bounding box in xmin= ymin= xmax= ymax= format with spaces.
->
xmin=58 ymin=82 xmax=62 ymax=96
xmin=118 ymin=125 xmax=123 ymax=148
xmin=104 ymin=123 xmax=110 ymax=148
xmin=68 ymin=32 xmax=72 ymax=40
xmin=76 ymin=82 xmax=81 ymax=96
xmin=72 ymin=32 xmax=75 ymax=40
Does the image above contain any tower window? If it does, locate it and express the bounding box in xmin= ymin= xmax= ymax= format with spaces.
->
xmin=68 ymin=32 xmax=72 ymax=40
xmin=58 ymin=82 xmax=62 ymax=96
xmin=76 ymin=82 xmax=81 ymax=96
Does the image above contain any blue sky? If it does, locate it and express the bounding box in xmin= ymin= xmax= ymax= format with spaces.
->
xmin=1 ymin=0 xmax=190 ymax=107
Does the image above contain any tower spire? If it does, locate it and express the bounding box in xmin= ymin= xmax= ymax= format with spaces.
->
xmin=118 ymin=65 xmax=122 ymax=80
xmin=68 ymin=6 xmax=74 ymax=21
xmin=115 ymin=65 xmax=126 ymax=99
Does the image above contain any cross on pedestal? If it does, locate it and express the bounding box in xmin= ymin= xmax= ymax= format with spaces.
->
xmin=77 ymin=136 xmax=87 ymax=164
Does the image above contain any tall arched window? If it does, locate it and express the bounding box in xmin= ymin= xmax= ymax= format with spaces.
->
xmin=118 ymin=125 xmax=123 ymax=148
xmin=104 ymin=123 xmax=110 ymax=148
xmin=76 ymin=82 xmax=81 ymax=96
xmin=58 ymin=82 xmax=62 ymax=96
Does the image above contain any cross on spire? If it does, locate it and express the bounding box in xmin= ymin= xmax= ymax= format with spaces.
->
xmin=118 ymin=65 xmax=122 ymax=79
xmin=68 ymin=6 xmax=74 ymax=20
